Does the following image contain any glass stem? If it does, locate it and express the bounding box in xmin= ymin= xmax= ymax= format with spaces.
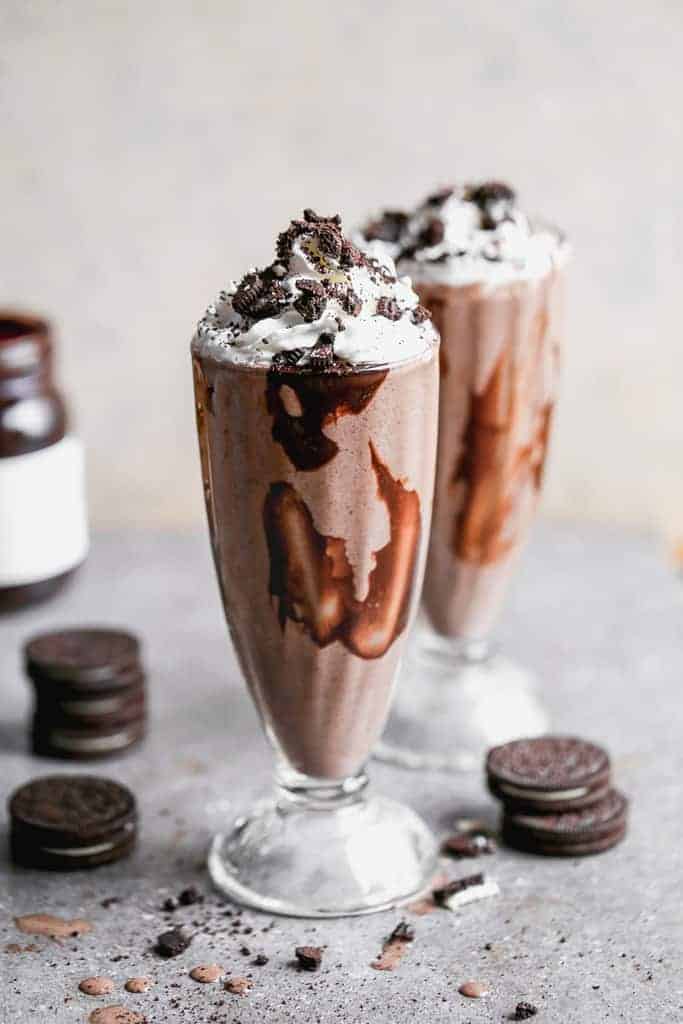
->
xmin=449 ymin=637 xmax=494 ymax=663
xmin=416 ymin=625 xmax=495 ymax=667
xmin=275 ymin=763 xmax=369 ymax=812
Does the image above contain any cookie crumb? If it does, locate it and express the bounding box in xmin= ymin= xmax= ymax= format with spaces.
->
xmin=513 ymin=1002 xmax=538 ymax=1020
xmin=225 ymin=976 xmax=252 ymax=996
xmin=189 ymin=964 xmax=222 ymax=984
xmin=155 ymin=927 xmax=192 ymax=958
xmin=178 ymin=886 xmax=203 ymax=906
xmin=459 ymin=980 xmax=488 ymax=998
xmin=124 ymin=978 xmax=153 ymax=994
xmin=79 ymin=977 xmax=114 ymax=997
xmin=295 ymin=945 xmax=323 ymax=971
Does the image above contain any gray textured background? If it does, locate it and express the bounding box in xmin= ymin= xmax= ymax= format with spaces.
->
xmin=1 ymin=2 xmax=681 ymax=537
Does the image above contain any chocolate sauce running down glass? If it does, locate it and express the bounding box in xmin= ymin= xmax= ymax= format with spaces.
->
xmin=192 ymin=210 xmax=439 ymax=916
xmin=419 ymin=271 xmax=563 ymax=640
xmin=360 ymin=184 xmax=568 ymax=772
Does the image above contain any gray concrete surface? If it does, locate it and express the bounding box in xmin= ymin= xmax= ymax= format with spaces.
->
xmin=1 ymin=523 xmax=682 ymax=1022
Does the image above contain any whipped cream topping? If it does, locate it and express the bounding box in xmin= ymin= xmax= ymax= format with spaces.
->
xmin=359 ymin=182 xmax=567 ymax=287
xmin=194 ymin=210 xmax=437 ymax=369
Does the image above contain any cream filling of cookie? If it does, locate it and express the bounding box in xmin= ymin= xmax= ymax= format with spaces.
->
xmin=49 ymin=729 xmax=137 ymax=752
xmin=40 ymin=841 xmax=115 ymax=857
xmin=441 ymin=878 xmax=500 ymax=910
xmin=39 ymin=821 xmax=134 ymax=857
xmin=60 ymin=696 xmax=125 ymax=715
xmin=498 ymin=783 xmax=589 ymax=801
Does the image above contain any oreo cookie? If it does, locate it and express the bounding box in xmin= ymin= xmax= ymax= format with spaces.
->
xmin=26 ymin=628 xmax=140 ymax=687
xmin=9 ymin=775 xmax=137 ymax=870
xmin=502 ymin=789 xmax=628 ymax=857
xmin=25 ymin=627 xmax=147 ymax=760
xmin=487 ymin=736 xmax=611 ymax=813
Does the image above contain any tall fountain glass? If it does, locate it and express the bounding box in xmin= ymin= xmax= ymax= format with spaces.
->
xmin=378 ymin=235 xmax=568 ymax=772
xmin=192 ymin=339 xmax=439 ymax=917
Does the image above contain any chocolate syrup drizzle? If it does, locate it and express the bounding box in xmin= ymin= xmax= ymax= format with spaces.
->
xmin=452 ymin=347 xmax=553 ymax=565
xmin=192 ymin=359 xmax=218 ymax=547
xmin=266 ymin=361 xmax=388 ymax=471
xmin=263 ymin=443 xmax=421 ymax=659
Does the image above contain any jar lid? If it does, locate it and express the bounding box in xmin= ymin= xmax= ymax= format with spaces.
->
xmin=0 ymin=313 xmax=51 ymax=378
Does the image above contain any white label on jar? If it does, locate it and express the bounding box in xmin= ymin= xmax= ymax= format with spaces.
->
xmin=0 ymin=435 xmax=89 ymax=586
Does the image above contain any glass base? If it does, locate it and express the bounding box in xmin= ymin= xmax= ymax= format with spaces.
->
xmin=208 ymin=774 xmax=438 ymax=918
xmin=375 ymin=632 xmax=550 ymax=774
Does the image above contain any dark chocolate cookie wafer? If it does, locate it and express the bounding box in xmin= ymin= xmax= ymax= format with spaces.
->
xmin=29 ymin=662 xmax=146 ymax=697
xmin=9 ymin=775 xmax=137 ymax=870
xmin=25 ymin=628 xmax=141 ymax=687
xmin=502 ymin=788 xmax=628 ymax=857
xmin=487 ymin=736 xmax=611 ymax=813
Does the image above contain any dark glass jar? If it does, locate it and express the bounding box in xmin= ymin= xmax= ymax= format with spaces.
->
xmin=0 ymin=313 xmax=88 ymax=611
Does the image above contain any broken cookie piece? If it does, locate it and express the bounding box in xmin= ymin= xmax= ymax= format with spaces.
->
xmin=432 ymin=873 xmax=500 ymax=910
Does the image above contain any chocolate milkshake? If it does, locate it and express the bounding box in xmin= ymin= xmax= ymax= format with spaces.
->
xmin=191 ymin=210 xmax=439 ymax=915
xmin=359 ymin=183 xmax=568 ymax=768
xmin=361 ymin=184 xmax=567 ymax=638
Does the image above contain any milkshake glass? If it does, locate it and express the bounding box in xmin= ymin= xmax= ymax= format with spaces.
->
xmin=359 ymin=184 xmax=569 ymax=771
xmin=192 ymin=211 xmax=440 ymax=915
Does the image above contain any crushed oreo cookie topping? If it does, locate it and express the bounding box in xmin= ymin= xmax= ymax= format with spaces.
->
xmin=293 ymin=278 xmax=327 ymax=323
xmin=195 ymin=210 xmax=436 ymax=369
xmin=364 ymin=210 xmax=409 ymax=244
xmin=466 ymin=181 xmax=516 ymax=229
xmin=358 ymin=182 xmax=566 ymax=286
xmin=376 ymin=297 xmax=402 ymax=321
xmin=426 ymin=186 xmax=455 ymax=206
xmin=419 ymin=218 xmax=445 ymax=247
xmin=231 ymin=272 xmax=287 ymax=321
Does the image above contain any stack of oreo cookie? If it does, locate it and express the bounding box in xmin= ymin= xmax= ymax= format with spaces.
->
xmin=486 ymin=736 xmax=628 ymax=856
xmin=25 ymin=628 xmax=146 ymax=760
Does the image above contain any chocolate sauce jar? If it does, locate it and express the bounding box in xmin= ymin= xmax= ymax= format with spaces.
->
xmin=0 ymin=313 xmax=88 ymax=611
